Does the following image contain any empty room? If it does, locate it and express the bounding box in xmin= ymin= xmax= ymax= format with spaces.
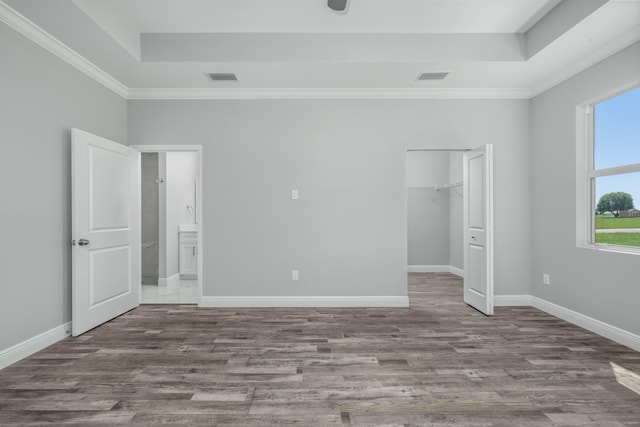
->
xmin=1 ymin=0 xmax=640 ymax=425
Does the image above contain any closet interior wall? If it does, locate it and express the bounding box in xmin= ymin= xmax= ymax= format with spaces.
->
xmin=407 ymin=150 xmax=463 ymax=273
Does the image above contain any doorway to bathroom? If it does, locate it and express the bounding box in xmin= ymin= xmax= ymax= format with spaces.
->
xmin=134 ymin=145 xmax=202 ymax=304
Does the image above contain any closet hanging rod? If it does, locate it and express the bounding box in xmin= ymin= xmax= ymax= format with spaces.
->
xmin=434 ymin=181 xmax=462 ymax=190
xmin=408 ymin=181 xmax=462 ymax=190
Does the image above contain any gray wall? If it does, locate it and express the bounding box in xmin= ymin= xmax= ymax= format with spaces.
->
xmin=128 ymin=98 xmax=531 ymax=299
xmin=0 ymin=22 xmax=127 ymax=351
xmin=407 ymin=151 xmax=450 ymax=266
xmin=531 ymin=41 xmax=640 ymax=335
xmin=165 ymin=152 xmax=199 ymax=278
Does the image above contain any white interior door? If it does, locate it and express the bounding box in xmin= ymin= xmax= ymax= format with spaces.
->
xmin=463 ymin=144 xmax=494 ymax=315
xmin=72 ymin=128 xmax=140 ymax=336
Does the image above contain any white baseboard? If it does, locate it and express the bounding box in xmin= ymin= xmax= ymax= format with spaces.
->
xmin=407 ymin=265 xmax=449 ymax=273
xmin=158 ymin=273 xmax=180 ymax=287
xmin=0 ymin=322 xmax=71 ymax=371
xmin=200 ymin=296 xmax=409 ymax=308
xmin=407 ymin=265 xmax=464 ymax=278
xmin=531 ymin=296 xmax=640 ymax=352
xmin=494 ymin=295 xmax=532 ymax=306
xmin=448 ymin=266 xmax=464 ymax=278
xmin=494 ymin=295 xmax=640 ymax=351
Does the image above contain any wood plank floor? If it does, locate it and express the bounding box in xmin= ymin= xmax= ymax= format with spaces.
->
xmin=1 ymin=273 xmax=640 ymax=426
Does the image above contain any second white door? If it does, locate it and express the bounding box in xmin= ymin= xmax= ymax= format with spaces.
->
xmin=463 ymin=144 xmax=494 ymax=315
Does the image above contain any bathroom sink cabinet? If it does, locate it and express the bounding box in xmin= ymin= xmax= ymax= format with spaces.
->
xmin=179 ymin=230 xmax=197 ymax=279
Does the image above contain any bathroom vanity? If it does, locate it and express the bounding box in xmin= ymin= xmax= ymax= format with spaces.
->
xmin=179 ymin=224 xmax=198 ymax=279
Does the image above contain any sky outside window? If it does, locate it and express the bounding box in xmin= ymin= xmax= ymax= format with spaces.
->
xmin=594 ymin=87 xmax=640 ymax=207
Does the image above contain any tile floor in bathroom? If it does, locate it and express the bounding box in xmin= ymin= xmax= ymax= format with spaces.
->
xmin=141 ymin=279 xmax=197 ymax=304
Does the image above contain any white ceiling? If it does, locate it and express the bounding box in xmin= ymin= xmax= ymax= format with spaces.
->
xmin=102 ymin=0 xmax=559 ymax=34
xmin=2 ymin=0 xmax=639 ymax=98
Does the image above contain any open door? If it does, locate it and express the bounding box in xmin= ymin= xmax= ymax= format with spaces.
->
xmin=463 ymin=144 xmax=494 ymax=315
xmin=72 ymin=129 xmax=140 ymax=336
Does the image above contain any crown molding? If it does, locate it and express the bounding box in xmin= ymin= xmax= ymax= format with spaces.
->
xmin=529 ymin=25 xmax=640 ymax=98
xmin=0 ymin=0 xmax=128 ymax=98
xmin=127 ymin=87 xmax=531 ymax=101
xmin=0 ymin=3 xmax=529 ymax=102
xmin=3 ymin=0 xmax=635 ymax=102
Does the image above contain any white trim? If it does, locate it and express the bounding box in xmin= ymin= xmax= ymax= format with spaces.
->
xmin=590 ymin=162 xmax=640 ymax=178
xmin=0 ymin=322 xmax=71 ymax=371
xmin=127 ymin=87 xmax=531 ymax=101
xmin=494 ymin=295 xmax=532 ymax=306
xmin=448 ymin=265 xmax=464 ymax=277
xmin=529 ymin=26 xmax=640 ymax=98
xmin=131 ymin=145 xmax=202 ymax=153
xmin=407 ymin=265 xmax=464 ymax=277
xmin=576 ymin=82 xmax=640 ymax=254
xmin=158 ymin=273 xmax=180 ymax=287
xmin=0 ymin=1 xmax=128 ymax=99
xmin=532 ymin=296 xmax=640 ymax=352
xmin=407 ymin=265 xmax=450 ymax=273
xmin=2 ymin=0 xmax=637 ymax=102
xmin=200 ymin=296 xmax=409 ymax=308
xmin=493 ymin=294 xmax=640 ymax=351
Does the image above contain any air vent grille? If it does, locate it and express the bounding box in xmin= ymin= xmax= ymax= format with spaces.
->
xmin=206 ymin=73 xmax=238 ymax=82
xmin=417 ymin=72 xmax=449 ymax=81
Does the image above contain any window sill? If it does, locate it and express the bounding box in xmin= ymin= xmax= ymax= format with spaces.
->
xmin=578 ymin=243 xmax=640 ymax=256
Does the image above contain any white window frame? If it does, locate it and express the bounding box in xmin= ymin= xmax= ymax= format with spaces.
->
xmin=576 ymin=83 xmax=640 ymax=255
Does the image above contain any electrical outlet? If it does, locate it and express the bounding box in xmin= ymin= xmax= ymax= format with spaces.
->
xmin=292 ymin=270 xmax=299 ymax=281
xmin=291 ymin=189 xmax=299 ymax=200
xmin=543 ymin=273 xmax=551 ymax=285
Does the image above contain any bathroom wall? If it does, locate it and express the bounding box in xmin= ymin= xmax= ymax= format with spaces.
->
xmin=141 ymin=153 xmax=159 ymax=285
xmin=407 ymin=151 xmax=451 ymax=267
xmin=158 ymin=152 xmax=167 ymax=279
xmin=164 ymin=152 xmax=199 ymax=279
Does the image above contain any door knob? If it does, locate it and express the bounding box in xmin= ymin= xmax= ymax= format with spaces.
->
xmin=78 ymin=238 xmax=90 ymax=246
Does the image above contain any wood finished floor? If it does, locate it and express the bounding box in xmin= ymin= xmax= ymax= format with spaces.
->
xmin=1 ymin=273 xmax=640 ymax=426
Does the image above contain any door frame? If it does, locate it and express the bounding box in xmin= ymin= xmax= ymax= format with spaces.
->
xmin=132 ymin=145 xmax=203 ymax=306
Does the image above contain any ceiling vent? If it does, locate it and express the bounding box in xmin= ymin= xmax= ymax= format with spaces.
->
xmin=206 ymin=73 xmax=238 ymax=82
xmin=417 ymin=72 xmax=449 ymax=81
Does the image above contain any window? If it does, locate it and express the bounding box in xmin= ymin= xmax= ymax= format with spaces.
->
xmin=586 ymin=86 xmax=640 ymax=250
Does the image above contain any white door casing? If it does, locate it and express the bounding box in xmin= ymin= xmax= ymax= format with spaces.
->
xmin=463 ymin=144 xmax=494 ymax=315
xmin=72 ymin=128 xmax=140 ymax=336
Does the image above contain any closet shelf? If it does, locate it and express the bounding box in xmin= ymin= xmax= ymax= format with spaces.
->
xmin=408 ymin=181 xmax=463 ymax=203
xmin=408 ymin=181 xmax=462 ymax=191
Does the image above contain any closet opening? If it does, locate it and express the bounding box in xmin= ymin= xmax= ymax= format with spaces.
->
xmin=406 ymin=150 xmax=465 ymax=277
